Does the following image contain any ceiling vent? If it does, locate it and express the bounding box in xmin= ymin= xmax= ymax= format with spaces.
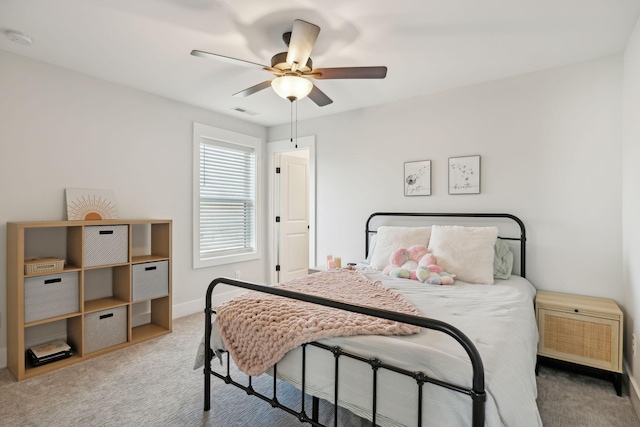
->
xmin=6 ymin=30 xmax=32 ymax=46
xmin=232 ymin=107 xmax=258 ymax=116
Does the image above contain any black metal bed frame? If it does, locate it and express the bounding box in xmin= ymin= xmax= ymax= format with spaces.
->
xmin=204 ymin=212 xmax=527 ymax=426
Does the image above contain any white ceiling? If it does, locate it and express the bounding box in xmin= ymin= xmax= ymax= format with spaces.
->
xmin=1 ymin=0 xmax=639 ymax=126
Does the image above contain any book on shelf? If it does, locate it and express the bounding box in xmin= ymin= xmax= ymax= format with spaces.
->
xmin=27 ymin=339 xmax=73 ymax=367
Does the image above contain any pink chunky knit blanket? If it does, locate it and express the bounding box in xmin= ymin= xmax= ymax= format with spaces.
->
xmin=216 ymin=268 xmax=421 ymax=376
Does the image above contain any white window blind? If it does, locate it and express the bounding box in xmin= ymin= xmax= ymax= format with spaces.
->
xmin=193 ymin=123 xmax=261 ymax=268
xmin=199 ymin=140 xmax=255 ymax=259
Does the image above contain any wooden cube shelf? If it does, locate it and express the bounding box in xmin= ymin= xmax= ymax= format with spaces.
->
xmin=6 ymin=219 xmax=172 ymax=380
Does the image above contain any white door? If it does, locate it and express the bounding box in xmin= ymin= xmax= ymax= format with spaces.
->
xmin=278 ymin=153 xmax=309 ymax=282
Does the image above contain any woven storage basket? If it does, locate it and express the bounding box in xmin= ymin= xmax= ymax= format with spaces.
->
xmin=24 ymin=258 xmax=65 ymax=275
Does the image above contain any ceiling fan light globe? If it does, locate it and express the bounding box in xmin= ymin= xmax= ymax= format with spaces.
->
xmin=271 ymin=76 xmax=313 ymax=101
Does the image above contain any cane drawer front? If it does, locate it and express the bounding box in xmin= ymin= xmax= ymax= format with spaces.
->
xmin=536 ymin=291 xmax=622 ymax=373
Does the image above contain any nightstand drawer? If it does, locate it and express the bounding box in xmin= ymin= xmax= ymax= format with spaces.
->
xmin=535 ymin=290 xmax=624 ymax=396
xmin=538 ymin=307 xmax=621 ymax=372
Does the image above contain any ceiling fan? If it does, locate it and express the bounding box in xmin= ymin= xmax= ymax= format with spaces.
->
xmin=191 ymin=19 xmax=387 ymax=106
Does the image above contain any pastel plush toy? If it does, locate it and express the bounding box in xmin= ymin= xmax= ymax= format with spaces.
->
xmin=389 ymin=247 xmax=410 ymax=267
xmin=383 ymin=245 xmax=455 ymax=285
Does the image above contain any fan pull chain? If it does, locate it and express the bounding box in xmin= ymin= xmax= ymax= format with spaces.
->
xmin=290 ymin=100 xmax=294 ymax=147
xmin=295 ymin=100 xmax=298 ymax=149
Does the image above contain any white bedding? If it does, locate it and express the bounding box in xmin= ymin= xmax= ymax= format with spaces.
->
xmin=199 ymin=268 xmax=542 ymax=427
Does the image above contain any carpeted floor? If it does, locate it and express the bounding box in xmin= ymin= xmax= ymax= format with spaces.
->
xmin=0 ymin=312 xmax=638 ymax=426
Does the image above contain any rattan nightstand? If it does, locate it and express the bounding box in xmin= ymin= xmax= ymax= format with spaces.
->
xmin=535 ymin=290 xmax=623 ymax=395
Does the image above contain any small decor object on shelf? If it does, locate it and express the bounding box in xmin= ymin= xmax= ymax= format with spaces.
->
xmin=24 ymin=257 xmax=64 ymax=275
xmin=448 ymin=155 xmax=480 ymax=195
xmin=27 ymin=339 xmax=73 ymax=367
xmin=65 ymin=188 xmax=118 ymax=220
xmin=325 ymin=255 xmax=341 ymax=269
xmin=404 ymin=160 xmax=431 ymax=196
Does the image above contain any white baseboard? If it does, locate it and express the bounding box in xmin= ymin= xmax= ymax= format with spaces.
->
xmin=172 ymin=298 xmax=206 ymax=319
xmin=625 ymin=360 xmax=640 ymax=421
xmin=172 ymin=288 xmax=245 ymax=319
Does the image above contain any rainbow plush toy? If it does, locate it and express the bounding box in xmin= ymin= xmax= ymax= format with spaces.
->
xmin=382 ymin=245 xmax=455 ymax=285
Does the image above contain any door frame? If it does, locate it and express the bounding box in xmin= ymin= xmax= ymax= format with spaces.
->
xmin=267 ymin=135 xmax=316 ymax=285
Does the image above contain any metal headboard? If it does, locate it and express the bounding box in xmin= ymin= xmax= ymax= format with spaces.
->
xmin=365 ymin=212 xmax=527 ymax=278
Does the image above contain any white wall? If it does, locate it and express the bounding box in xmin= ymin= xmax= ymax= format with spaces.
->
xmin=269 ymin=55 xmax=623 ymax=302
xmin=0 ymin=50 xmax=268 ymax=366
xmin=622 ymin=14 xmax=640 ymax=416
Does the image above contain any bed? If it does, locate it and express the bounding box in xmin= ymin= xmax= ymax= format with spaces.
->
xmin=197 ymin=212 xmax=542 ymax=426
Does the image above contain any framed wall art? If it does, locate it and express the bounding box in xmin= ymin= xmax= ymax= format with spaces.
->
xmin=65 ymin=188 xmax=118 ymax=220
xmin=448 ymin=155 xmax=480 ymax=195
xmin=404 ymin=160 xmax=431 ymax=196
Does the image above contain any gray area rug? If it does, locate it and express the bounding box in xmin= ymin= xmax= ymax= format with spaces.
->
xmin=0 ymin=312 xmax=638 ymax=426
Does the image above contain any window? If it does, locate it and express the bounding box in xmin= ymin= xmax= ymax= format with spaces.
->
xmin=193 ymin=123 xmax=261 ymax=268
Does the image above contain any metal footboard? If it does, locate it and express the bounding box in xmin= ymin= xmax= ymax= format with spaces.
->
xmin=203 ymin=277 xmax=487 ymax=426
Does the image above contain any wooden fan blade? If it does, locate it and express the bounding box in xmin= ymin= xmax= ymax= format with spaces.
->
xmin=286 ymin=20 xmax=320 ymax=72
xmin=233 ymin=81 xmax=272 ymax=97
xmin=191 ymin=50 xmax=271 ymax=71
xmin=308 ymin=85 xmax=333 ymax=107
xmin=308 ymin=66 xmax=388 ymax=79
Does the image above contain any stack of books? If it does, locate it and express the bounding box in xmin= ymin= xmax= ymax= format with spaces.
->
xmin=27 ymin=339 xmax=73 ymax=366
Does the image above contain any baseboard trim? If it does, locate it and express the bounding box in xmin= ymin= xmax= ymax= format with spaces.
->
xmin=172 ymin=298 xmax=205 ymax=319
xmin=624 ymin=360 xmax=640 ymax=420
xmin=0 ymin=346 xmax=6 ymax=369
xmin=172 ymin=288 xmax=245 ymax=319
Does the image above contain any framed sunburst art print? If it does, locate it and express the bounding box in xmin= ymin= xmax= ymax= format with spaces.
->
xmin=65 ymin=188 xmax=118 ymax=220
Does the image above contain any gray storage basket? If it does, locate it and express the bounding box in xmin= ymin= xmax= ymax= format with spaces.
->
xmin=132 ymin=260 xmax=169 ymax=301
xmin=84 ymin=225 xmax=128 ymax=267
xmin=84 ymin=306 xmax=127 ymax=354
xmin=24 ymin=272 xmax=79 ymax=323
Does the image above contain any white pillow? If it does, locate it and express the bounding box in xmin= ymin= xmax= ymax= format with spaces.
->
xmin=369 ymin=226 xmax=431 ymax=270
xmin=428 ymin=225 xmax=498 ymax=284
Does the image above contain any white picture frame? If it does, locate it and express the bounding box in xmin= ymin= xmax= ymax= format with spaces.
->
xmin=448 ymin=155 xmax=480 ymax=195
xmin=404 ymin=160 xmax=431 ymax=196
